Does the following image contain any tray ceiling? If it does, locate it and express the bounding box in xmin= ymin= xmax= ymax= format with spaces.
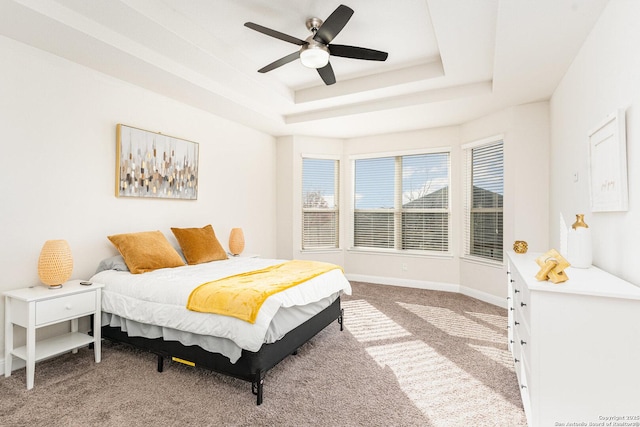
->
xmin=0 ymin=0 xmax=609 ymax=138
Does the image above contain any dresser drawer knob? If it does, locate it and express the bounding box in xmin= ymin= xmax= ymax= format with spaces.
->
xmin=514 ymin=289 xmax=520 ymax=293
xmin=521 ymin=340 xmax=527 ymax=346
xmin=514 ymin=358 xmax=520 ymax=363
xmin=521 ymin=385 xmax=527 ymax=390
xmin=520 ymin=302 xmax=527 ymax=307
xmin=515 ymin=321 xmax=520 ymax=326
xmin=510 ymin=279 xmax=515 ymax=283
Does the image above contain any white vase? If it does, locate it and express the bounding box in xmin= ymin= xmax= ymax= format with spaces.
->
xmin=567 ymin=214 xmax=592 ymax=268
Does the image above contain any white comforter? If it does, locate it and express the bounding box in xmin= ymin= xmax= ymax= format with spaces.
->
xmin=91 ymin=257 xmax=352 ymax=354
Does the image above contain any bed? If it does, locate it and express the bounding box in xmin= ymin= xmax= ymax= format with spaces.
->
xmin=90 ymin=253 xmax=351 ymax=405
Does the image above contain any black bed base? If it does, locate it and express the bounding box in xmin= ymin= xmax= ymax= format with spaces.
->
xmin=101 ymin=297 xmax=344 ymax=405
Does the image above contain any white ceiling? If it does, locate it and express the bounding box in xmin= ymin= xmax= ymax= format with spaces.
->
xmin=0 ymin=0 xmax=609 ymax=138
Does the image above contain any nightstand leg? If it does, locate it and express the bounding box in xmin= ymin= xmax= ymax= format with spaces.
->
xmin=26 ymin=322 xmax=35 ymax=390
xmin=94 ymin=290 xmax=101 ymax=363
xmin=71 ymin=318 xmax=79 ymax=354
xmin=4 ymin=298 xmax=12 ymax=377
xmin=93 ymin=316 xmax=101 ymax=363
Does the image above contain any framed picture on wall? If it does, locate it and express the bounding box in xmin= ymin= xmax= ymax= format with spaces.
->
xmin=116 ymin=124 xmax=199 ymax=199
xmin=588 ymin=109 xmax=628 ymax=212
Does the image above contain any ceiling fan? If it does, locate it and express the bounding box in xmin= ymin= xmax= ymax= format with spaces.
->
xmin=244 ymin=4 xmax=388 ymax=85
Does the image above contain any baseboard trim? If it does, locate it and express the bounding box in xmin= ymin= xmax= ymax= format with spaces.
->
xmin=346 ymin=274 xmax=459 ymax=293
xmin=460 ymin=285 xmax=507 ymax=308
xmin=0 ymin=357 xmax=26 ymax=375
xmin=345 ymin=274 xmax=506 ymax=308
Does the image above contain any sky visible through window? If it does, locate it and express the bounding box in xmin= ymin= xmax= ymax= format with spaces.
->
xmin=302 ymin=158 xmax=336 ymax=208
xmin=355 ymin=157 xmax=394 ymax=209
xmin=303 ymin=152 xmax=502 ymax=211
xmin=472 ymin=144 xmax=504 ymax=197
xmin=355 ymin=153 xmax=450 ymax=209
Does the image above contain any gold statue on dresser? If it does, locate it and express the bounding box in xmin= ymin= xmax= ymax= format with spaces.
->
xmin=535 ymin=249 xmax=570 ymax=283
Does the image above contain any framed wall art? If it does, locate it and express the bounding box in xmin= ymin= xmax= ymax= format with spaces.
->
xmin=116 ymin=124 xmax=199 ymax=200
xmin=588 ymin=109 xmax=628 ymax=212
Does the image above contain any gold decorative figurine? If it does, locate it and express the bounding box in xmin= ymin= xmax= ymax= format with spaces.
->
xmin=535 ymin=249 xmax=570 ymax=284
xmin=513 ymin=241 xmax=528 ymax=254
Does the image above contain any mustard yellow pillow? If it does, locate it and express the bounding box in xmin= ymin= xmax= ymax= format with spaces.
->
xmin=171 ymin=224 xmax=228 ymax=265
xmin=107 ymin=230 xmax=185 ymax=274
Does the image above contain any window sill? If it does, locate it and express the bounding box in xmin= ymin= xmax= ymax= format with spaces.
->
xmin=460 ymin=255 xmax=504 ymax=268
xmin=300 ymin=248 xmax=343 ymax=254
xmin=347 ymin=248 xmax=454 ymax=260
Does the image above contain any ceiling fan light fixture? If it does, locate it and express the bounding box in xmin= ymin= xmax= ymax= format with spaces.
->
xmin=245 ymin=5 xmax=386 ymax=85
xmin=300 ymin=42 xmax=330 ymax=69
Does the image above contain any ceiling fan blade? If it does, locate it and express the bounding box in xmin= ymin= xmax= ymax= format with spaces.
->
xmin=244 ymin=22 xmax=307 ymax=46
xmin=313 ymin=5 xmax=354 ymax=45
xmin=329 ymin=44 xmax=388 ymax=61
xmin=257 ymin=51 xmax=300 ymax=73
xmin=317 ymin=62 xmax=336 ymax=85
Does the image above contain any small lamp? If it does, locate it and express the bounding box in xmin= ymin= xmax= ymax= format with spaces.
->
xmin=38 ymin=240 xmax=73 ymax=289
xmin=228 ymin=228 xmax=245 ymax=256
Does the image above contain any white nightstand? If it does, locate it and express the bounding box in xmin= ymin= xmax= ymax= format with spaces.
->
xmin=3 ymin=280 xmax=103 ymax=389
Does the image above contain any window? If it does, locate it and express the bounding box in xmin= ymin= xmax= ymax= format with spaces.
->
xmin=302 ymin=157 xmax=339 ymax=249
xmin=463 ymin=140 xmax=504 ymax=262
xmin=353 ymin=151 xmax=450 ymax=253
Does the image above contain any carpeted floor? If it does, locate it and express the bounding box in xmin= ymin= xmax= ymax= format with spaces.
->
xmin=0 ymin=282 xmax=526 ymax=426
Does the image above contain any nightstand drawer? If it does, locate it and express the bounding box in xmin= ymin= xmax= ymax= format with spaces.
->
xmin=36 ymin=292 xmax=96 ymax=325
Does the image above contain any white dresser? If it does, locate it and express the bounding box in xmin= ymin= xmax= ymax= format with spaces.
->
xmin=506 ymin=251 xmax=640 ymax=427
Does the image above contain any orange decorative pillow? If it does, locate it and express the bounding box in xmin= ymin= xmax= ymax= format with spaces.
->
xmin=171 ymin=224 xmax=228 ymax=265
xmin=107 ymin=230 xmax=185 ymax=274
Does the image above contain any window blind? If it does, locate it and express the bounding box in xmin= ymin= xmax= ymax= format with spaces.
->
xmin=353 ymin=152 xmax=450 ymax=253
xmin=302 ymin=158 xmax=339 ymax=249
xmin=463 ymin=141 xmax=504 ymax=261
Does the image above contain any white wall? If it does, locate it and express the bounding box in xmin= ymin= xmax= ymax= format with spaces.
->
xmin=550 ymin=0 xmax=640 ymax=285
xmin=0 ymin=36 xmax=277 ymax=357
xmin=276 ymin=136 xmax=295 ymax=260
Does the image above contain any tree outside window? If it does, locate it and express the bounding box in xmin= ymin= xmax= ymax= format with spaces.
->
xmin=302 ymin=158 xmax=339 ymax=249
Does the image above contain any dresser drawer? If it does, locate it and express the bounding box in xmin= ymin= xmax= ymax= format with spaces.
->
xmin=512 ymin=270 xmax=531 ymax=328
xmin=519 ymin=355 xmax=532 ymax=425
xmin=36 ymin=291 xmax=96 ymax=325
xmin=517 ymin=319 xmax=531 ymax=365
xmin=511 ymin=322 xmax=522 ymax=371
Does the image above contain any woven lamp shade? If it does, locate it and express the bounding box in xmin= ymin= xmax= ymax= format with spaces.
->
xmin=228 ymin=228 xmax=245 ymax=256
xmin=38 ymin=240 xmax=73 ymax=288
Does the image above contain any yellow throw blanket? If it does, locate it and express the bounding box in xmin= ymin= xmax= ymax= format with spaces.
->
xmin=186 ymin=260 xmax=342 ymax=324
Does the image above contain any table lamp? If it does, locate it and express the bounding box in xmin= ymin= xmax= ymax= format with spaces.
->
xmin=229 ymin=228 xmax=245 ymax=256
xmin=37 ymin=239 xmax=73 ymax=289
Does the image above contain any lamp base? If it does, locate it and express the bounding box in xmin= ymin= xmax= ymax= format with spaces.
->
xmin=48 ymin=284 xmax=63 ymax=289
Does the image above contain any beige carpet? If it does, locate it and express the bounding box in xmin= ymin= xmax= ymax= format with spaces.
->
xmin=0 ymin=282 xmax=526 ymax=426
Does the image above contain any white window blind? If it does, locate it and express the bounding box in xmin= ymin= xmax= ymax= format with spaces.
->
xmin=353 ymin=152 xmax=450 ymax=253
xmin=463 ymin=140 xmax=504 ymax=262
xmin=302 ymin=158 xmax=339 ymax=249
